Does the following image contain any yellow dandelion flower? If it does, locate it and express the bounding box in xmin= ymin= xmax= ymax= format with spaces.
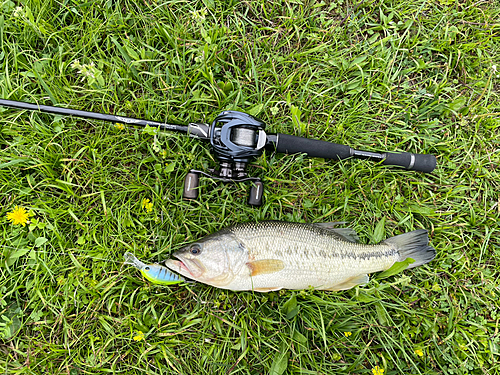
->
xmin=344 ymin=331 xmax=352 ymax=337
xmin=6 ymin=206 xmax=29 ymax=226
xmin=415 ymin=348 xmax=424 ymax=357
xmin=133 ymin=331 xmax=145 ymax=341
xmin=114 ymin=123 xmax=125 ymax=130
xmin=372 ymin=366 xmax=384 ymax=375
xmin=141 ymin=198 xmax=153 ymax=212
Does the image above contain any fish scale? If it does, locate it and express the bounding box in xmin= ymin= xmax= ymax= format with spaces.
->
xmin=229 ymin=222 xmax=397 ymax=290
xmin=165 ymin=221 xmax=436 ymax=292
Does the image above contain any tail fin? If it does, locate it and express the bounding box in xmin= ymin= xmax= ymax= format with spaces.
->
xmin=382 ymin=229 xmax=436 ymax=269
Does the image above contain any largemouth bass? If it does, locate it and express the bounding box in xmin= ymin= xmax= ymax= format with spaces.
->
xmin=164 ymin=221 xmax=436 ymax=292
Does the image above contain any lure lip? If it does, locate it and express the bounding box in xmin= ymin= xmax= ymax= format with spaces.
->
xmin=123 ymin=252 xmax=147 ymax=270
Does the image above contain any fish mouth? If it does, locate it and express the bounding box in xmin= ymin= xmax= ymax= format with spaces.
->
xmin=165 ymin=256 xmax=204 ymax=279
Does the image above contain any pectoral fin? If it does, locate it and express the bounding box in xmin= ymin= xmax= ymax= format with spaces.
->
xmin=247 ymin=259 xmax=285 ymax=276
xmin=324 ymin=274 xmax=369 ymax=291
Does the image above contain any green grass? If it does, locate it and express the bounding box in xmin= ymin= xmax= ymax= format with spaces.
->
xmin=1 ymin=0 xmax=500 ymax=374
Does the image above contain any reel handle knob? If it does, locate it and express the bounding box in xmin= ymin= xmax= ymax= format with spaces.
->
xmin=183 ymin=172 xmax=200 ymax=200
xmin=248 ymin=180 xmax=264 ymax=206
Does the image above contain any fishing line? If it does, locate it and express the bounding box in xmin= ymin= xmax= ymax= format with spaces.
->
xmin=0 ymin=244 xmax=186 ymax=270
xmin=1 ymin=245 xmax=121 ymax=263
xmin=1 ymin=246 xmax=194 ymax=291
xmin=1 ymin=247 xmax=140 ymax=266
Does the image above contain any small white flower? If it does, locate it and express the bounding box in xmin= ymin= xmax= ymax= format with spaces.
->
xmin=83 ymin=69 xmax=95 ymax=78
xmin=72 ymin=60 xmax=98 ymax=80
xmin=13 ymin=6 xmax=23 ymax=17
xmin=191 ymin=9 xmax=207 ymax=23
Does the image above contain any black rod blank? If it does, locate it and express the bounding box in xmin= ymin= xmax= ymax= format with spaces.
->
xmin=0 ymin=99 xmax=188 ymax=133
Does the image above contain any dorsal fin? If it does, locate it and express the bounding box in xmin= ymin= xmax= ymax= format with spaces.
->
xmin=312 ymin=223 xmax=359 ymax=243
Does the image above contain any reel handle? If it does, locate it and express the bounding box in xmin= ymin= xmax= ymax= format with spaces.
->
xmin=183 ymin=172 xmax=200 ymax=200
xmin=248 ymin=180 xmax=264 ymax=206
xmin=182 ymin=170 xmax=263 ymax=206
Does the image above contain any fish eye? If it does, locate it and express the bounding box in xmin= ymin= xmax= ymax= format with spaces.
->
xmin=145 ymin=266 xmax=150 ymax=271
xmin=190 ymin=245 xmax=201 ymax=256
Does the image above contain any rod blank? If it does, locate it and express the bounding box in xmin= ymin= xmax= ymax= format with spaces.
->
xmin=0 ymin=99 xmax=188 ymax=133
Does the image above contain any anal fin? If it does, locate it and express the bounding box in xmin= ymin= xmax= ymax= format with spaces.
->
xmin=323 ymin=274 xmax=369 ymax=291
xmin=247 ymin=259 xmax=285 ymax=276
xmin=253 ymin=287 xmax=283 ymax=293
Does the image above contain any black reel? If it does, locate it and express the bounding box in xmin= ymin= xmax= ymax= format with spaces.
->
xmin=183 ymin=111 xmax=267 ymax=206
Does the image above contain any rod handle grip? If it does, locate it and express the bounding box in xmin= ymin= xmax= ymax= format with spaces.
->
xmin=275 ymin=133 xmax=351 ymax=160
xmin=382 ymin=152 xmax=436 ymax=173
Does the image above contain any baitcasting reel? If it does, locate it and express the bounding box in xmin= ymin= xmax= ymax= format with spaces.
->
xmin=183 ymin=111 xmax=267 ymax=206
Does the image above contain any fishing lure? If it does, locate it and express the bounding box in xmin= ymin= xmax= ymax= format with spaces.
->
xmin=124 ymin=252 xmax=184 ymax=285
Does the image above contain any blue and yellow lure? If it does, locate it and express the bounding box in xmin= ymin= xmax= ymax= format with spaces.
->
xmin=124 ymin=252 xmax=184 ymax=285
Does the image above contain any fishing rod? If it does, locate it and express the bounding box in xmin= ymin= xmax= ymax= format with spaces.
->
xmin=0 ymin=99 xmax=436 ymax=206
